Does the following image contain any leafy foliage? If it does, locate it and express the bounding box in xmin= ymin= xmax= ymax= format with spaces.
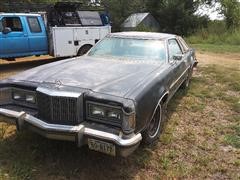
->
xmin=220 ymin=0 xmax=240 ymax=29
xmin=1 ymin=0 xmax=239 ymax=35
xmin=200 ymin=0 xmax=240 ymax=29
xmin=146 ymin=0 xmax=208 ymax=35
xmin=102 ymin=0 xmax=209 ymax=35
xmin=187 ymin=20 xmax=240 ymax=45
xmin=101 ymin=0 xmax=146 ymax=32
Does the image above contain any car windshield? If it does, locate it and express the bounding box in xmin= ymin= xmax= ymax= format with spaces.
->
xmin=88 ymin=37 xmax=166 ymax=61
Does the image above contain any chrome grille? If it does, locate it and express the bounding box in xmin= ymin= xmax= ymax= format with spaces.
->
xmin=37 ymin=91 xmax=81 ymax=125
xmin=0 ymin=87 xmax=12 ymax=105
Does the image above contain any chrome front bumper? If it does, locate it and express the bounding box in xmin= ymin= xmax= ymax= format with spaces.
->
xmin=0 ymin=108 xmax=142 ymax=156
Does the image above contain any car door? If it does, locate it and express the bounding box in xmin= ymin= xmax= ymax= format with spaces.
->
xmin=168 ymin=38 xmax=189 ymax=95
xmin=178 ymin=36 xmax=195 ymax=68
xmin=0 ymin=16 xmax=29 ymax=57
xmin=26 ymin=16 xmax=48 ymax=53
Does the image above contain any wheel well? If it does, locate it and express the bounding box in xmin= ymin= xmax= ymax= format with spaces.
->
xmin=161 ymin=93 xmax=168 ymax=105
xmin=143 ymin=92 xmax=169 ymax=132
xmin=193 ymin=61 xmax=198 ymax=68
xmin=150 ymin=92 xmax=169 ymax=122
xmin=77 ymin=44 xmax=93 ymax=56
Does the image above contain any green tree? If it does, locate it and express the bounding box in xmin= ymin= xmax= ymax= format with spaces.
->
xmin=200 ymin=0 xmax=240 ymax=29
xmin=147 ymin=0 xmax=205 ymax=35
xmin=220 ymin=0 xmax=240 ymax=29
xmin=101 ymin=0 xmax=145 ymax=31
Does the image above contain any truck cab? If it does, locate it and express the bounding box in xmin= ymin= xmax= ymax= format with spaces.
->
xmin=0 ymin=13 xmax=48 ymax=59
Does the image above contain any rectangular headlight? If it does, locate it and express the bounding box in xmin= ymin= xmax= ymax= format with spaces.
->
xmin=12 ymin=88 xmax=36 ymax=104
xmin=13 ymin=92 xmax=24 ymax=100
xmin=26 ymin=94 xmax=36 ymax=104
xmin=107 ymin=111 xmax=121 ymax=120
xmin=87 ymin=101 xmax=123 ymax=126
xmin=90 ymin=106 xmax=105 ymax=116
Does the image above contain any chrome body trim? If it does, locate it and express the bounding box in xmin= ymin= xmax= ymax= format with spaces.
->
xmin=169 ymin=66 xmax=190 ymax=90
xmin=0 ymin=108 xmax=142 ymax=147
xmin=84 ymin=128 xmax=141 ymax=146
xmin=147 ymin=91 xmax=169 ymax=128
xmin=36 ymin=87 xmax=83 ymax=125
xmin=37 ymin=87 xmax=82 ymax=98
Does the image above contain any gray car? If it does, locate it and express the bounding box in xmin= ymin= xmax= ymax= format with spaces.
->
xmin=0 ymin=32 xmax=198 ymax=156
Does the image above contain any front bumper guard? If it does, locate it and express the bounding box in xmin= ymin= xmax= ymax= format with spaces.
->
xmin=0 ymin=108 xmax=142 ymax=156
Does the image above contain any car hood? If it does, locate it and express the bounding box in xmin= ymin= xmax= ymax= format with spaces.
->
xmin=10 ymin=56 xmax=164 ymax=97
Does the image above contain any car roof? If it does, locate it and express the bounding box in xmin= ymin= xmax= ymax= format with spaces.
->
xmin=109 ymin=31 xmax=177 ymax=40
xmin=0 ymin=13 xmax=40 ymax=17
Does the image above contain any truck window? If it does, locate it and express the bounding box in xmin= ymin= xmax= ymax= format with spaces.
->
xmin=2 ymin=17 xmax=23 ymax=32
xmin=27 ymin=17 xmax=42 ymax=33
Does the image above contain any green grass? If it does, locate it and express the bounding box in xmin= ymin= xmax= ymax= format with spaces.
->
xmin=191 ymin=43 xmax=240 ymax=53
xmin=187 ymin=21 xmax=240 ymax=46
xmin=225 ymin=135 xmax=240 ymax=148
xmin=187 ymin=29 xmax=240 ymax=46
xmin=187 ymin=22 xmax=240 ymax=53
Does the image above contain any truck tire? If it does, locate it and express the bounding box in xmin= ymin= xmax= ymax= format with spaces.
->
xmin=77 ymin=45 xmax=93 ymax=56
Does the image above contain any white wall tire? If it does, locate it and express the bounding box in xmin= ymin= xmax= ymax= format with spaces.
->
xmin=142 ymin=104 xmax=164 ymax=145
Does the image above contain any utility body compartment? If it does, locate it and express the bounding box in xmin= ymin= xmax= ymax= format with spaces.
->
xmin=50 ymin=26 xmax=111 ymax=57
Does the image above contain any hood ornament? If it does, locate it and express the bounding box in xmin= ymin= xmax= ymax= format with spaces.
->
xmin=55 ymin=80 xmax=63 ymax=88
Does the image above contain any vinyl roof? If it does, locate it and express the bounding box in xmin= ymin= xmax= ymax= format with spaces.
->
xmin=109 ymin=32 xmax=176 ymax=40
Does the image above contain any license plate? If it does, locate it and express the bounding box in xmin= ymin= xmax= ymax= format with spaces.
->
xmin=88 ymin=139 xmax=116 ymax=156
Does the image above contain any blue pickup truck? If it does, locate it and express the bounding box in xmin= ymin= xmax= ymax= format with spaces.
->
xmin=0 ymin=13 xmax=48 ymax=59
xmin=0 ymin=10 xmax=111 ymax=60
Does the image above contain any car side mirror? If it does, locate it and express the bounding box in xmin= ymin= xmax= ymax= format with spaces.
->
xmin=173 ymin=54 xmax=183 ymax=61
xmin=2 ymin=27 xmax=11 ymax=34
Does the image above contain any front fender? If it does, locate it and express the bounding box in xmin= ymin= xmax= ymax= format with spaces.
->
xmin=132 ymin=78 xmax=169 ymax=133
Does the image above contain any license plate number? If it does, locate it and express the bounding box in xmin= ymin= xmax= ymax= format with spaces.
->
xmin=88 ymin=139 xmax=116 ymax=156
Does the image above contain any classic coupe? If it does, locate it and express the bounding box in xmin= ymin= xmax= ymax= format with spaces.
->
xmin=0 ymin=32 xmax=197 ymax=156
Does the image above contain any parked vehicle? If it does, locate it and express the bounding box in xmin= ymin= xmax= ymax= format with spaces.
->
xmin=0 ymin=32 xmax=198 ymax=156
xmin=0 ymin=3 xmax=111 ymax=60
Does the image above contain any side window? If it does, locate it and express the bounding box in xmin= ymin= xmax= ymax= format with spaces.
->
xmin=168 ymin=39 xmax=183 ymax=60
xmin=27 ymin=17 xmax=42 ymax=33
xmin=2 ymin=17 xmax=23 ymax=32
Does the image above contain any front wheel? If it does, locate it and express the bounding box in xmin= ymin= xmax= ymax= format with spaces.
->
xmin=142 ymin=104 xmax=165 ymax=145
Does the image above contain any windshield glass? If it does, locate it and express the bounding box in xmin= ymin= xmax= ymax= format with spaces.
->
xmin=88 ymin=37 xmax=166 ymax=61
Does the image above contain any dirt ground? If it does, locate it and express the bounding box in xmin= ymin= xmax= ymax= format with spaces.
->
xmin=0 ymin=56 xmax=53 ymax=65
xmin=197 ymin=51 xmax=240 ymax=66
xmin=0 ymin=52 xmax=239 ymax=179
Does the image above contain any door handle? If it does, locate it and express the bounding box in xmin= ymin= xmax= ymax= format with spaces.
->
xmin=24 ymin=34 xmax=28 ymax=37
